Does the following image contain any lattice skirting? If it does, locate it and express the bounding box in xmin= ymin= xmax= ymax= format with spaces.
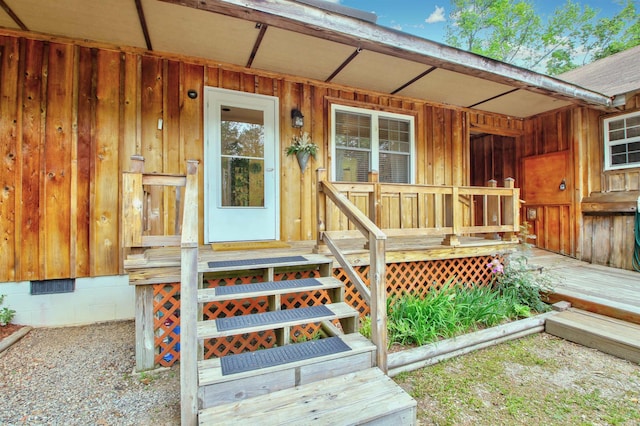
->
xmin=153 ymin=255 xmax=501 ymax=367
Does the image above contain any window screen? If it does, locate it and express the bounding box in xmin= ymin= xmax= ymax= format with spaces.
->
xmin=605 ymin=112 xmax=640 ymax=170
xmin=332 ymin=106 xmax=414 ymax=183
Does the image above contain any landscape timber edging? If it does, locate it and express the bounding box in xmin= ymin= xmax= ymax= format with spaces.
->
xmin=0 ymin=326 xmax=32 ymax=357
xmin=387 ymin=310 xmax=562 ymax=377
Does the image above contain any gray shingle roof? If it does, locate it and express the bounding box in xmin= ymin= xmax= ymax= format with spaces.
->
xmin=558 ymin=45 xmax=640 ymax=97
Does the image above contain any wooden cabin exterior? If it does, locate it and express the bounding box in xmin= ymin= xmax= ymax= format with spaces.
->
xmin=0 ymin=0 xmax=634 ymax=332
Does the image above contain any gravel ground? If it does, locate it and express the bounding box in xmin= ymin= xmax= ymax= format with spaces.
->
xmin=0 ymin=321 xmax=180 ymax=425
xmin=1 ymin=321 xmax=639 ymax=425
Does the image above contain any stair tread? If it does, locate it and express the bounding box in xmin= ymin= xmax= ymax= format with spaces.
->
xmin=197 ymin=302 xmax=358 ymax=339
xmin=198 ymin=367 xmax=417 ymax=426
xmin=202 ymin=254 xmax=332 ymax=273
xmin=198 ymin=333 xmax=375 ymax=386
xmin=546 ymin=308 xmax=640 ymax=364
xmin=220 ymin=336 xmax=350 ymax=376
xmin=198 ymin=277 xmax=342 ymax=303
xmin=547 ymin=309 xmax=640 ymax=346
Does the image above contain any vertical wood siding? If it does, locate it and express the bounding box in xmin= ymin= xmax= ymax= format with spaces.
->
xmin=0 ymin=34 xmax=539 ymax=282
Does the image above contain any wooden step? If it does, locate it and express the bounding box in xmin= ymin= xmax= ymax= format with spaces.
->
xmin=201 ymin=254 xmax=333 ymax=274
xmin=197 ymin=277 xmax=343 ymax=303
xmin=197 ymin=303 xmax=358 ymax=339
xmin=546 ymin=308 xmax=640 ymax=364
xmin=198 ymin=367 xmax=417 ymax=425
xmin=198 ymin=333 xmax=376 ymax=408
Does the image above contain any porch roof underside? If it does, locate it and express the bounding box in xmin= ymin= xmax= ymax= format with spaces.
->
xmin=0 ymin=0 xmax=613 ymax=118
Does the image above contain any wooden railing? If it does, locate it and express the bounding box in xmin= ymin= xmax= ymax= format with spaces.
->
xmin=121 ymin=156 xmax=199 ymax=425
xmin=320 ymin=173 xmax=520 ymax=246
xmin=122 ymin=155 xmax=189 ymax=251
xmin=179 ymin=160 xmax=199 ymax=426
xmin=315 ymin=169 xmax=388 ymax=373
xmin=315 ymin=172 xmax=521 ymax=373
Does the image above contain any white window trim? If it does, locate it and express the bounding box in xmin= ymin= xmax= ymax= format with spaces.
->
xmin=603 ymin=110 xmax=640 ymax=171
xmin=330 ymin=103 xmax=415 ymax=183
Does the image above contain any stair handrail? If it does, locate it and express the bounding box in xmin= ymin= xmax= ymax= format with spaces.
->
xmin=179 ymin=160 xmax=199 ymax=426
xmin=316 ymin=168 xmax=388 ymax=373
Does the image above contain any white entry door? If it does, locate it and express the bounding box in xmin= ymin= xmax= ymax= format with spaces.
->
xmin=204 ymin=88 xmax=279 ymax=243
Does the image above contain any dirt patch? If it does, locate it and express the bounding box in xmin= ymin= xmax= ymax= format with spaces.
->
xmin=395 ymin=333 xmax=640 ymax=425
xmin=0 ymin=324 xmax=23 ymax=340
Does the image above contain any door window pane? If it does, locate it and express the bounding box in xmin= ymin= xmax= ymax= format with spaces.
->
xmin=220 ymin=106 xmax=265 ymax=207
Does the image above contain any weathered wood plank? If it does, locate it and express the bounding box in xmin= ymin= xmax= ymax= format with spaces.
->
xmin=198 ymin=368 xmax=416 ymax=426
xmin=19 ymin=38 xmax=44 ymax=281
xmin=0 ymin=37 xmax=19 ymax=281
xmin=546 ymin=309 xmax=640 ymax=364
xmin=43 ymin=43 xmax=74 ymax=278
xmin=91 ymin=49 xmax=121 ymax=276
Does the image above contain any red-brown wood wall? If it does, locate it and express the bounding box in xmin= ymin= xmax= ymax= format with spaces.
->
xmin=1 ymin=32 xmax=528 ymax=282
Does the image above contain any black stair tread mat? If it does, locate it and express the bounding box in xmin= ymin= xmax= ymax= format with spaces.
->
xmin=215 ymin=278 xmax=322 ymax=296
xmin=207 ymin=255 xmax=308 ymax=269
xmin=216 ymin=305 xmax=333 ymax=332
xmin=220 ymin=336 xmax=351 ymax=376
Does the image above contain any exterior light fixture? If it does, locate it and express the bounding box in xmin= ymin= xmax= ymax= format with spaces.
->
xmin=291 ymin=109 xmax=304 ymax=128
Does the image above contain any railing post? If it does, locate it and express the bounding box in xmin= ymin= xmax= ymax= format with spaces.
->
xmin=369 ymin=233 xmax=387 ymax=373
xmin=313 ymin=168 xmax=330 ymax=254
xmin=180 ymin=160 xmax=199 ymax=426
xmin=503 ymin=177 xmax=519 ymax=242
xmin=442 ymin=187 xmax=460 ymax=246
xmin=368 ymin=171 xmax=381 ymax=228
xmin=485 ymin=179 xmax=500 ymax=240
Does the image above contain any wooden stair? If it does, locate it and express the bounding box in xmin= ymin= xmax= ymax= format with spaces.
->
xmin=194 ymin=255 xmax=416 ymax=425
xmin=199 ymin=367 xmax=417 ymax=425
xmin=546 ymin=308 xmax=640 ymax=364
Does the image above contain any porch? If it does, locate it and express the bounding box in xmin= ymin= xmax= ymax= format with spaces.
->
xmin=122 ymin=158 xmax=521 ymax=424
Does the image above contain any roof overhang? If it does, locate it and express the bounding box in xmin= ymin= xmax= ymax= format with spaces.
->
xmin=0 ymin=0 xmax=614 ymax=118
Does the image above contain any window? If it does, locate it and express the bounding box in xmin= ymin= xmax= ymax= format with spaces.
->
xmin=331 ymin=104 xmax=414 ymax=183
xmin=604 ymin=111 xmax=640 ymax=170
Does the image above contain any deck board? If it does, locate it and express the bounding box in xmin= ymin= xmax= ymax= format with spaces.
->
xmin=530 ymin=248 xmax=640 ymax=324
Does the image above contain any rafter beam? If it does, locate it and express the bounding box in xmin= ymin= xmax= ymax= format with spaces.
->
xmin=0 ymin=0 xmax=27 ymax=31
xmin=134 ymin=0 xmax=153 ymax=51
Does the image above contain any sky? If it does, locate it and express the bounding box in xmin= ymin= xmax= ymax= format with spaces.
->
xmin=323 ymin=1 xmax=623 ymax=45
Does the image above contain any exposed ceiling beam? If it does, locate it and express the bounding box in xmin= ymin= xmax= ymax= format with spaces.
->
xmin=246 ymin=22 xmax=267 ymax=68
xmin=325 ymin=47 xmax=361 ymax=82
xmin=467 ymin=88 xmax=519 ymax=108
xmin=0 ymin=0 xmax=27 ymax=31
xmin=391 ymin=67 xmax=436 ymax=95
xmin=158 ymin=0 xmax=612 ymax=111
xmin=134 ymin=0 xmax=153 ymax=50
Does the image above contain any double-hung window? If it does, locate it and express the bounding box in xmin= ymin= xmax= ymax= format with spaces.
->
xmin=331 ymin=104 xmax=414 ymax=183
xmin=604 ymin=111 xmax=640 ymax=170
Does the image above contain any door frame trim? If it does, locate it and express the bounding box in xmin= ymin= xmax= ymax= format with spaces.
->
xmin=203 ymin=87 xmax=280 ymax=243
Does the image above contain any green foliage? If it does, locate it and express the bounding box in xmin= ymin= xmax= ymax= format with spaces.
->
xmin=445 ymin=0 xmax=639 ymax=75
xmin=0 ymin=294 xmax=16 ymax=326
xmin=493 ymin=254 xmax=555 ymax=313
xmin=491 ymin=223 xmax=557 ymax=313
xmin=384 ymin=282 xmax=530 ymax=346
xmin=285 ymin=131 xmax=318 ymax=157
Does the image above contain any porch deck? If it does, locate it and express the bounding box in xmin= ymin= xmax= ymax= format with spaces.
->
xmin=531 ymin=249 xmax=640 ymax=325
xmin=125 ymin=235 xmax=518 ymax=284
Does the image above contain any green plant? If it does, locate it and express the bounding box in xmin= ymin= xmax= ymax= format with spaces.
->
xmin=285 ymin=131 xmax=317 ymax=158
xmin=0 ymin=295 xmax=16 ymax=326
xmin=385 ymin=282 xmax=522 ymax=346
xmin=489 ymin=224 xmax=557 ymax=313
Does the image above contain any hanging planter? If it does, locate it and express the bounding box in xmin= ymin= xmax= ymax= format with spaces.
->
xmin=296 ymin=151 xmax=311 ymax=173
xmin=286 ymin=131 xmax=317 ymax=173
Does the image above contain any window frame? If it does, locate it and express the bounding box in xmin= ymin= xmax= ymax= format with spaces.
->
xmin=330 ymin=103 xmax=416 ymax=184
xmin=603 ymin=110 xmax=640 ymax=171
